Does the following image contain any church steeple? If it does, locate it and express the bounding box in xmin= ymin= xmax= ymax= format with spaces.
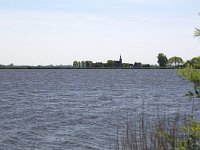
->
xmin=119 ymin=55 xmax=122 ymax=65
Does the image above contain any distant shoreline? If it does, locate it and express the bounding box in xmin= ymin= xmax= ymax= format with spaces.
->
xmin=0 ymin=66 xmax=180 ymax=69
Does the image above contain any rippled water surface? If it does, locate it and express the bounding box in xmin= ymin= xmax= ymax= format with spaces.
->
xmin=0 ymin=69 xmax=195 ymax=149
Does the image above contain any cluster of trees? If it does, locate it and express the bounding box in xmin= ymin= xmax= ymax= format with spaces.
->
xmin=157 ymin=53 xmax=200 ymax=68
xmin=106 ymin=60 xmax=115 ymax=67
xmin=73 ymin=61 xmax=93 ymax=68
xmin=157 ymin=53 xmax=184 ymax=68
xmin=73 ymin=60 xmax=125 ymax=68
xmin=73 ymin=60 xmax=119 ymax=68
xmin=185 ymin=56 xmax=200 ymax=68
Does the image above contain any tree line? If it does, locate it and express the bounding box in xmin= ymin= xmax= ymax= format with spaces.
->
xmin=157 ymin=53 xmax=200 ymax=68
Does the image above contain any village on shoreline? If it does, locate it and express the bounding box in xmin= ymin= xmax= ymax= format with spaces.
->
xmin=0 ymin=53 xmax=199 ymax=69
xmin=72 ymin=55 xmax=153 ymax=69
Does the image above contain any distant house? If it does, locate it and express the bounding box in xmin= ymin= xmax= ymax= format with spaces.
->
xmin=133 ymin=62 xmax=142 ymax=68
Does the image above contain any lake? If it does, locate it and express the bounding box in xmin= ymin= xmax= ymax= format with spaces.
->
xmin=0 ymin=69 xmax=196 ymax=149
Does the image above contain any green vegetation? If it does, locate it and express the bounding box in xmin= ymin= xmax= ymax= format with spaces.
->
xmin=157 ymin=53 xmax=168 ymax=67
xmin=179 ymin=66 xmax=200 ymax=98
xmin=106 ymin=60 xmax=115 ymax=67
xmin=116 ymin=113 xmax=191 ymax=150
xmin=168 ymin=56 xmax=184 ymax=67
xmin=178 ymin=117 xmax=200 ymax=150
xmin=184 ymin=57 xmax=200 ymax=69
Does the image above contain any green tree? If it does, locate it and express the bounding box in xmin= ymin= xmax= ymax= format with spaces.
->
xmin=168 ymin=57 xmax=173 ymax=67
xmin=73 ymin=61 xmax=78 ymax=67
xmin=168 ymin=56 xmax=184 ymax=67
xmin=106 ymin=60 xmax=114 ymax=67
xmin=85 ymin=61 xmax=93 ymax=68
xmin=81 ymin=61 xmax=85 ymax=68
xmin=191 ymin=57 xmax=200 ymax=68
xmin=176 ymin=57 xmax=184 ymax=67
xmin=179 ymin=66 xmax=200 ymax=98
xmin=184 ymin=57 xmax=200 ymax=68
xmin=157 ymin=53 xmax=168 ymax=67
xmin=77 ymin=61 xmax=81 ymax=68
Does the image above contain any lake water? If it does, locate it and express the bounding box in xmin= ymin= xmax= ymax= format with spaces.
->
xmin=0 ymin=69 xmax=196 ymax=149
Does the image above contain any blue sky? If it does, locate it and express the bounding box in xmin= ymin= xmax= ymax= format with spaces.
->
xmin=0 ymin=0 xmax=200 ymax=65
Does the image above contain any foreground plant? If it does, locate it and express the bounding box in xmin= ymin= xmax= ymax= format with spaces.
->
xmin=178 ymin=116 xmax=200 ymax=150
xmin=178 ymin=65 xmax=200 ymax=98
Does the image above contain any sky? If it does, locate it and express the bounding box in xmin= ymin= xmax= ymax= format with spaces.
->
xmin=0 ymin=0 xmax=200 ymax=65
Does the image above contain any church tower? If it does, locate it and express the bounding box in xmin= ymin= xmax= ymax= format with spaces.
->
xmin=119 ymin=55 xmax=122 ymax=65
